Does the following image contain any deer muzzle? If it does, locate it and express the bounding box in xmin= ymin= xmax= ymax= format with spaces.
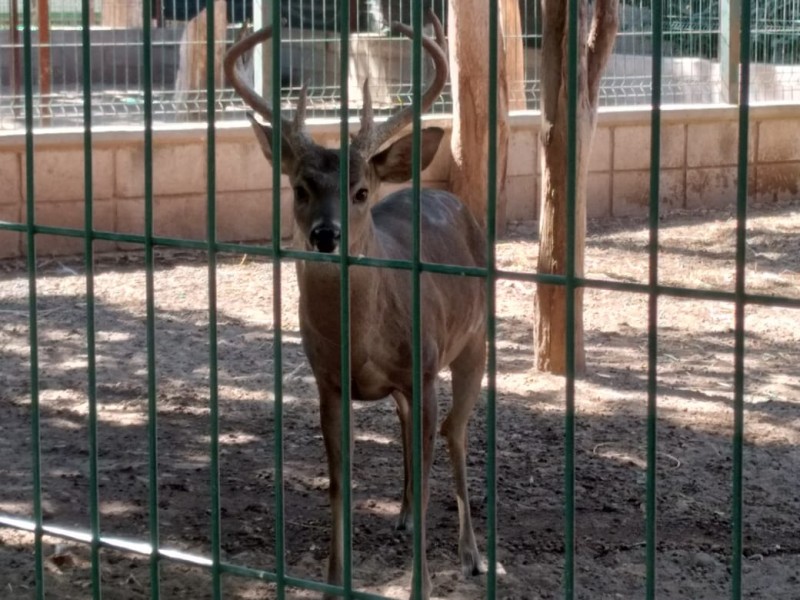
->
xmin=309 ymin=223 xmax=341 ymax=254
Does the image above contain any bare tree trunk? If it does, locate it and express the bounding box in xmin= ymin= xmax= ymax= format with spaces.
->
xmin=175 ymin=0 xmax=228 ymax=121
xmin=447 ymin=0 xmax=513 ymax=232
xmin=502 ymin=0 xmax=527 ymax=111
xmin=534 ymin=0 xmax=618 ymax=374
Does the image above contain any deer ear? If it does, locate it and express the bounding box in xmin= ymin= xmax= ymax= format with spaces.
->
xmin=370 ymin=127 xmax=445 ymax=183
xmin=247 ymin=112 xmax=296 ymax=175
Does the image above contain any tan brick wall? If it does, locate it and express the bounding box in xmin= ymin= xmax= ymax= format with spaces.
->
xmin=1 ymin=104 xmax=799 ymax=259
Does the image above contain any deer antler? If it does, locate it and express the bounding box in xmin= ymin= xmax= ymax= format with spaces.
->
xmin=354 ymin=8 xmax=448 ymax=157
xmin=224 ymin=26 xmax=309 ymax=146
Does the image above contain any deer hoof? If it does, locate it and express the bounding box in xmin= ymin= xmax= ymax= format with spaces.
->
xmin=394 ymin=512 xmax=413 ymax=533
xmin=460 ymin=547 xmax=485 ymax=577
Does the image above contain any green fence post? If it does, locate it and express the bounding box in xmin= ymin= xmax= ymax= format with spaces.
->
xmin=646 ymin=0 xmax=663 ymax=597
xmin=205 ymin=0 xmax=222 ymax=596
xmin=338 ymin=1 xmax=355 ymax=598
xmin=564 ymin=0 xmax=579 ymax=597
xmin=732 ymin=0 xmax=752 ymax=596
xmin=486 ymin=2 xmax=499 ymax=598
xmin=270 ymin=0 xmax=287 ymax=596
xmin=80 ymin=0 xmax=101 ymax=595
xmin=22 ymin=0 xmax=44 ymax=595
xmin=141 ymin=0 xmax=161 ymax=594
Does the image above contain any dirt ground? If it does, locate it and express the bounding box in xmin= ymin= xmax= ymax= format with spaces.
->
xmin=1 ymin=201 xmax=799 ymax=600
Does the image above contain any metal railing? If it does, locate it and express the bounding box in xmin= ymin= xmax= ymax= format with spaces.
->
xmin=3 ymin=1 xmax=800 ymax=129
xmin=1 ymin=0 xmax=800 ymax=599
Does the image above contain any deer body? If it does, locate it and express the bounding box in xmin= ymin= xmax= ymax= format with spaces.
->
xmin=298 ymin=189 xmax=486 ymax=391
xmin=225 ymin=16 xmax=485 ymax=599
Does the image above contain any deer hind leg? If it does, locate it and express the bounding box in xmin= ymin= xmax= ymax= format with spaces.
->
xmin=392 ymin=391 xmax=414 ymax=532
xmin=440 ymin=336 xmax=485 ymax=576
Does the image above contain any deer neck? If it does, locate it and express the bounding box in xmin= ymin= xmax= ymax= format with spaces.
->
xmin=296 ymin=216 xmax=387 ymax=342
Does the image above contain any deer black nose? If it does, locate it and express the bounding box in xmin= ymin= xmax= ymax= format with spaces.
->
xmin=309 ymin=224 xmax=341 ymax=253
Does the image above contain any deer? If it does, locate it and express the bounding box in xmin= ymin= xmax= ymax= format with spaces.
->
xmin=224 ymin=13 xmax=486 ymax=600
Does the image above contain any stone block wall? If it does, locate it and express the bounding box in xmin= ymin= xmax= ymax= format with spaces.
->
xmin=1 ymin=104 xmax=799 ymax=259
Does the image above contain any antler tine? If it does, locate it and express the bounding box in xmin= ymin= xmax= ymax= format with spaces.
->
xmin=427 ymin=7 xmax=446 ymax=53
xmin=358 ymin=10 xmax=448 ymax=157
xmin=360 ymin=77 xmax=374 ymax=132
xmin=294 ymin=83 xmax=309 ymax=130
xmin=224 ymin=26 xmax=297 ymax=136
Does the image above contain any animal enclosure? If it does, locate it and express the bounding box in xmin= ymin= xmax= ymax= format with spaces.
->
xmin=1 ymin=1 xmax=800 ymax=599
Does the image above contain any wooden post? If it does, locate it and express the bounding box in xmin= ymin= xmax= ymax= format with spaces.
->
xmin=502 ymin=0 xmax=527 ymax=111
xmin=174 ymin=0 xmax=228 ymax=120
xmin=534 ymin=0 xmax=618 ymax=374
xmin=37 ymin=0 xmax=52 ymax=122
xmin=447 ymin=0 xmax=512 ymax=233
xmin=720 ymin=0 xmax=741 ymax=104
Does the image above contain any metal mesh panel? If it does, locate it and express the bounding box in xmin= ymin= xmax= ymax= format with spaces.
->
xmin=4 ymin=0 xmax=800 ymax=129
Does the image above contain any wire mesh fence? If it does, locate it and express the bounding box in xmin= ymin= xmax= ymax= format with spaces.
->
xmin=3 ymin=0 xmax=800 ymax=129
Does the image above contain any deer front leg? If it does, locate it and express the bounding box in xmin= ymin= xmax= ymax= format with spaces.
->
xmin=319 ymin=386 xmax=347 ymax=600
xmin=408 ymin=377 xmax=438 ymax=600
xmin=392 ymin=391 xmax=414 ymax=532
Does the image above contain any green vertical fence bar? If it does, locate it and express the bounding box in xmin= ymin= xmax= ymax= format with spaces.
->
xmin=338 ymin=0 xmax=354 ymax=597
xmin=22 ymin=0 xmax=44 ymax=595
xmin=141 ymin=0 xmax=161 ymax=593
xmin=205 ymin=0 xmax=222 ymax=595
xmin=486 ymin=2 xmax=499 ymax=597
xmin=564 ymin=0 xmax=579 ymax=597
xmin=409 ymin=2 xmax=424 ymax=597
xmin=270 ymin=0 xmax=286 ymax=596
xmin=731 ymin=0 xmax=752 ymax=596
xmin=646 ymin=0 xmax=663 ymax=597
xmin=80 ymin=0 xmax=102 ymax=595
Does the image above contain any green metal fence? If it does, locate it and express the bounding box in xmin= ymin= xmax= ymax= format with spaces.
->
xmin=1 ymin=0 xmax=800 ymax=599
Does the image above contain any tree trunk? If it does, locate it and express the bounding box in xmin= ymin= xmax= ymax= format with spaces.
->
xmin=447 ymin=0 xmax=513 ymax=232
xmin=502 ymin=0 xmax=527 ymax=111
xmin=534 ymin=0 xmax=618 ymax=374
xmin=175 ymin=0 xmax=228 ymax=121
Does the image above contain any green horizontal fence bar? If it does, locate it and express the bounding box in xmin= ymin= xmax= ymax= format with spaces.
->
xmin=3 ymin=218 xmax=799 ymax=310
xmin=80 ymin=0 xmax=102 ymax=595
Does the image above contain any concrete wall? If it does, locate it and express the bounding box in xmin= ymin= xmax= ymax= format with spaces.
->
xmin=1 ymin=104 xmax=800 ymax=259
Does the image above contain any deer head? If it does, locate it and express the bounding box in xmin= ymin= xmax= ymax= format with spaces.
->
xmin=223 ymin=12 xmax=449 ymax=254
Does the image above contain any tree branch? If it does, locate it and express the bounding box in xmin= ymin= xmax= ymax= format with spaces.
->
xmin=587 ymin=0 xmax=619 ymax=106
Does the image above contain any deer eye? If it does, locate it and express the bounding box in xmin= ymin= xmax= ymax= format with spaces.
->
xmin=353 ymin=188 xmax=369 ymax=204
xmin=294 ymin=186 xmax=309 ymax=204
